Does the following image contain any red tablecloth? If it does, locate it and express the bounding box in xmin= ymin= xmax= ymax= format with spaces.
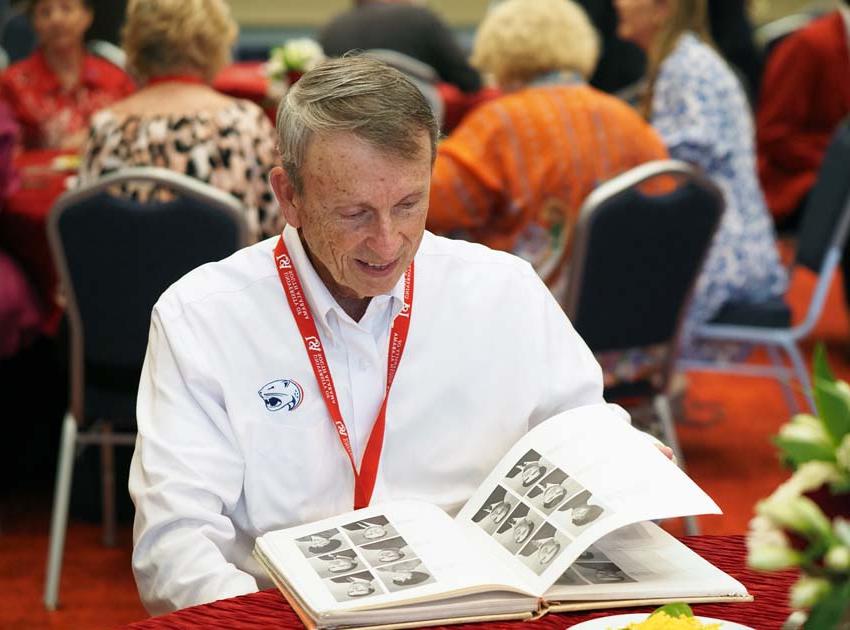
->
xmin=212 ymin=62 xmax=501 ymax=133
xmin=122 ymin=535 xmax=795 ymax=629
xmin=0 ymin=149 xmax=75 ymax=334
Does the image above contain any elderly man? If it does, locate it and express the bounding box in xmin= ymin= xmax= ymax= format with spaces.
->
xmin=128 ymin=56 xmax=658 ymax=614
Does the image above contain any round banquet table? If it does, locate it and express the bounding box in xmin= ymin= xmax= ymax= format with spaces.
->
xmin=121 ymin=535 xmax=796 ymax=629
xmin=212 ymin=62 xmax=501 ymax=134
xmin=0 ymin=149 xmax=76 ymax=335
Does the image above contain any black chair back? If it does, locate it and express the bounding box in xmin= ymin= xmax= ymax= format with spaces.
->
xmin=48 ymin=168 xmax=249 ymax=421
xmin=565 ymin=161 xmax=724 ymax=354
xmin=795 ymin=118 xmax=850 ymax=274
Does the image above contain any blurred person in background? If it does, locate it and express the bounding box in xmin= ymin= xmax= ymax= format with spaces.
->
xmin=319 ymin=0 xmax=481 ymax=94
xmin=77 ymin=0 xmax=281 ymax=242
xmin=427 ymin=0 xmax=668 ymax=306
xmin=0 ymin=0 xmax=134 ymax=150
xmin=756 ymin=1 xmax=850 ymax=229
xmin=615 ymin=0 xmax=787 ymax=341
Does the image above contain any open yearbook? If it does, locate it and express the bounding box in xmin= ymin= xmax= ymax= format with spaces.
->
xmin=254 ymin=404 xmax=751 ymax=629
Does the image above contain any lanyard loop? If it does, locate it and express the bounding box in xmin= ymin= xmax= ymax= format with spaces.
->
xmin=274 ymin=236 xmax=413 ymax=509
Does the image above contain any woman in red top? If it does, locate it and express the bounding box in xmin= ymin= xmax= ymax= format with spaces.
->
xmin=0 ymin=0 xmax=135 ymax=149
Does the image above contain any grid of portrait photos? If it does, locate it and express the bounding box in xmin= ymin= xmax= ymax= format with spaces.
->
xmin=294 ymin=515 xmax=436 ymax=602
xmin=471 ymin=449 xmax=612 ymax=575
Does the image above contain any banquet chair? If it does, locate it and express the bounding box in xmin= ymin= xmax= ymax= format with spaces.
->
xmin=43 ymin=167 xmax=250 ymax=611
xmin=677 ymin=118 xmax=850 ymax=414
xmin=564 ymin=160 xmax=724 ymax=535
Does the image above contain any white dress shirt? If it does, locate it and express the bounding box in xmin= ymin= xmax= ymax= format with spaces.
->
xmin=129 ymin=225 xmax=611 ymax=614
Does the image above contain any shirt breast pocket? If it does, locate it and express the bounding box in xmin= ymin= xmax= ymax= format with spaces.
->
xmin=244 ymin=416 xmax=350 ymax=531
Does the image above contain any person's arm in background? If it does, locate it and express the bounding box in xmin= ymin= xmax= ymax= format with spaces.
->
xmin=129 ymin=305 xmax=257 ymax=614
xmin=427 ymin=104 xmax=502 ymax=234
xmin=420 ymin=8 xmax=481 ymax=93
xmin=756 ymin=32 xmax=831 ymax=174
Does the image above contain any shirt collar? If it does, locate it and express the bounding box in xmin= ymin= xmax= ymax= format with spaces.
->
xmin=282 ymin=224 xmax=407 ymax=335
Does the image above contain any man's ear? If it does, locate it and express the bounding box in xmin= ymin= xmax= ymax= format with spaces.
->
xmin=270 ymin=166 xmax=302 ymax=228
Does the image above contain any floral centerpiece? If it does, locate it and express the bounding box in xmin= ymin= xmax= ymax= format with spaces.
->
xmin=264 ymin=38 xmax=325 ymax=98
xmin=747 ymin=346 xmax=850 ymax=629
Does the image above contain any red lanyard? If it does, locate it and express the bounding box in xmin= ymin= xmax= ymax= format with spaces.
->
xmin=273 ymin=236 xmax=414 ymax=509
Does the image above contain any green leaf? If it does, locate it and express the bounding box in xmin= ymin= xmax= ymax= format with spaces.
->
xmin=650 ymin=603 xmax=694 ymax=618
xmin=775 ymin=436 xmax=838 ymax=466
xmin=813 ymin=344 xmax=836 ymax=384
xmin=813 ymin=380 xmax=850 ymax=444
xmin=803 ymin=580 xmax=850 ymax=629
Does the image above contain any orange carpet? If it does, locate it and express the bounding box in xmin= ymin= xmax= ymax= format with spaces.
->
xmin=0 ymin=257 xmax=847 ymax=629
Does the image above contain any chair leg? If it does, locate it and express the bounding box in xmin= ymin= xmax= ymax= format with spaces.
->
xmin=653 ymin=394 xmax=700 ymax=536
xmin=766 ymin=344 xmax=800 ymax=414
xmin=783 ymin=340 xmax=815 ymax=412
xmin=44 ymin=412 xmax=78 ymax=611
xmin=101 ymin=422 xmax=116 ymax=547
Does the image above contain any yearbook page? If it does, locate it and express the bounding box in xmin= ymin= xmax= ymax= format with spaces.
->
xmin=546 ymin=521 xmax=749 ymax=606
xmin=454 ymin=404 xmax=721 ymax=594
xmin=254 ymin=500 xmax=540 ymax=620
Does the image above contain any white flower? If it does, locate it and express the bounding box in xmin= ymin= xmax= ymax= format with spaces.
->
xmin=746 ymin=516 xmax=802 ymax=570
xmin=835 ymin=518 xmax=850 ymax=547
xmin=282 ymin=38 xmax=324 ymax=72
xmin=776 ymin=461 xmax=843 ymax=499
xmin=757 ymin=494 xmax=832 ymax=539
xmin=779 ymin=414 xmax=833 ymax=447
xmin=790 ymin=576 xmax=831 ymax=609
xmin=837 ymin=434 xmax=850 ymax=472
xmin=824 ymin=545 xmax=850 ymax=572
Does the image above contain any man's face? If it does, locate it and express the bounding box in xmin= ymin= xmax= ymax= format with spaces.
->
xmin=377 ymin=549 xmax=402 ymax=563
xmin=363 ymin=524 xmax=387 ymax=539
xmin=272 ymin=130 xmax=431 ymax=304
xmin=327 ymin=557 xmax=355 ymax=572
xmin=513 ymin=520 xmax=533 ymax=543
xmin=347 ymin=581 xmax=373 ymax=597
xmin=538 ymin=540 xmax=561 ymax=565
xmin=542 ymin=485 xmax=566 ymax=506
xmin=522 ymin=464 xmax=542 ymax=485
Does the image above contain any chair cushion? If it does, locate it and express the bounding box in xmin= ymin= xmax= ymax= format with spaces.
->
xmin=708 ymin=297 xmax=792 ymax=328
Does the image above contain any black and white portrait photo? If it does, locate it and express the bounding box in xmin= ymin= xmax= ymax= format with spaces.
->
xmin=503 ymin=450 xmax=552 ymax=496
xmin=342 ymin=516 xmax=398 ymax=546
xmin=470 ymin=486 xmax=517 ymax=535
xmin=358 ymin=536 xmax=413 ymax=566
xmin=308 ymin=548 xmax=363 ymax=579
xmin=553 ymin=489 xmax=607 ymax=535
xmin=295 ymin=528 xmax=345 ymax=558
xmin=492 ymin=502 xmax=541 ymax=554
xmin=525 ymin=469 xmax=584 ymax=515
xmin=325 ymin=570 xmax=382 ymax=602
xmin=517 ymin=523 xmax=571 ymax=576
xmin=375 ymin=559 xmax=436 ymax=593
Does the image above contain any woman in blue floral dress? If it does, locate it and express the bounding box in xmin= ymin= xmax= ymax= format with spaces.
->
xmin=615 ymin=0 xmax=787 ymax=338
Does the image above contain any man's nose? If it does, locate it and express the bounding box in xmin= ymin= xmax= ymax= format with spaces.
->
xmin=368 ymin=214 xmax=402 ymax=259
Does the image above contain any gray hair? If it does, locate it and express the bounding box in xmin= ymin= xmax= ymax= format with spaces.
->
xmin=276 ymin=56 xmax=439 ymax=195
